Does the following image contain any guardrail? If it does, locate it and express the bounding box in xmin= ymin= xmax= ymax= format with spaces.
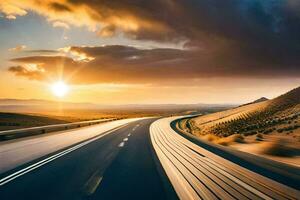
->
xmin=0 ymin=118 xmax=117 ymax=141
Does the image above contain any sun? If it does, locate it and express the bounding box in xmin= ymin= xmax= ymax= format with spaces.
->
xmin=51 ymin=81 xmax=69 ymax=97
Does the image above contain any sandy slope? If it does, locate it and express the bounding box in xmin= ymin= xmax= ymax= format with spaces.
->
xmin=185 ymin=86 xmax=300 ymax=166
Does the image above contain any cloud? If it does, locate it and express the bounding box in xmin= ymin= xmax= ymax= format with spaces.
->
xmin=7 ymin=45 xmax=300 ymax=85
xmin=8 ymin=64 xmax=46 ymax=80
xmin=2 ymin=1 xmax=300 ymax=83
xmin=26 ymin=49 xmax=59 ymax=54
xmin=0 ymin=2 xmax=27 ymax=19
xmin=8 ymin=45 xmax=27 ymax=52
xmin=48 ymin=2 xmax=72 ymax=13
xmin=52 ymin=21 xmax=70 ymax=29
xmin=98 ymin=25 xmax=117 ymax=37
xmin=1 ymin=1 xmax=299 ymax=44
xmin=58 ymin=46 xmax=95 ymax=62
xmin=0 ymin=0 xmax=175 ymax=38
xmin=6 ymin=14 xmax=16 ymax=20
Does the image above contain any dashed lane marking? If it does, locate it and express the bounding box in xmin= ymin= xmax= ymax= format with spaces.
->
xmin=118 ymin=142 xmax=125 ymax=147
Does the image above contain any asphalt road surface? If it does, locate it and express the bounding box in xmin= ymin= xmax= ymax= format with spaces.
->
xmin=0 ymin=118 xmax=177 ymax=200
xmin=1 ymin=116 xmax=300 ymax=200
xmin=0 ymin=118 xmax=139 ymax=174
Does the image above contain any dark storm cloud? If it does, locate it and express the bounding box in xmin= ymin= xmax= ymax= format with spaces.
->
xmin=3 ymin=0 xmax=300 ymax=82
xmin=25 ymin=50 xmax=59 ymax=54
xmin=10 ymin=56 xmax=74 ymax=64
xmin=49 ymin=2 xmax=72 ymax=12
xmin=8 ymin=44 xmax=300 ymax=85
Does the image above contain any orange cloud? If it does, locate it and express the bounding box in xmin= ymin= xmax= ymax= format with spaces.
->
xmin=2 ymin=1 xmax=300 ymax=82
xmin=8 ymin=64 xmax=46 ymax=80
xmin=8 ymin=45 xmax=27 ymax=52
xmin=58 ymin=46 xmax=94 ymax=62
xmin=0 ymin=1 xmax=27 ymax=19
xmin=0 ymin=0 xmax=172 ymax=40
xmin=8 ymin=45 xmax=300 ymax=86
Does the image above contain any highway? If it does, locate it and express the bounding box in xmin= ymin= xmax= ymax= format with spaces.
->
xmin=1 ymin=116 xmax=300 ymax=200
xmin=0 ymin=118 xmax=176 ymax=200
xmin=0 ymin=118 xmax=139 ymax=173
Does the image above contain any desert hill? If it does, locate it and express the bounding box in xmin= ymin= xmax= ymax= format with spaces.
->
xmin=0 ymin=112 xmax=70 ymax=131
xmin=178 ymin=86 xmax=300 ymax=166
xmin=187 ymin=86 xmax=300 ymax=137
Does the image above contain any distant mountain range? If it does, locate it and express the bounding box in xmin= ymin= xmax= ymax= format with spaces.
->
xmin=0 ymin=98 xmax=235 ymax=114
xmin=0 ymin=99 xmax=95 ymax=108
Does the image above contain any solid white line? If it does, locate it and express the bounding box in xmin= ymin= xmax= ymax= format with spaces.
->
xmin=0 ymin=145 xmax=83 ymax=186
xmin=0 ymin=143 xmax=83 ymax=185
xmin=0 ymin=124 xmax=127 ymax=186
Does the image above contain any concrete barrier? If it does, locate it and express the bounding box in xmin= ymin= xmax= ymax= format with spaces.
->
xmin=0 ymin=118 xmax=116 ymax=141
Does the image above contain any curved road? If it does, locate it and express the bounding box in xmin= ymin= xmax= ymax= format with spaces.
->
xmin=0 ymin=116 xmax=300 ymax=200
xmin=0 ymin=118 xmax=176 ymax=200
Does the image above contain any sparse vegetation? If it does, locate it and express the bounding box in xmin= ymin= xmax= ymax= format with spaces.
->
xmin=216 ymin=134 xmax=245 ymax=146
xmin=184 ymin=87 xmax=300 ymax=139
xmin=178 ymin=86 xmax=300 ymax=164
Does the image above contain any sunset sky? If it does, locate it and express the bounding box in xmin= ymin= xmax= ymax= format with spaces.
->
xmin=0 ymin=0 xmax=299 ymax=104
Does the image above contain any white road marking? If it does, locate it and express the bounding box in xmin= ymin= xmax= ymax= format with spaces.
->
xmin=0 ymin=124 xmax=128 ymax=186
xmin=84 ymin=170 xmax=103 ymax=196
xmin=118 ymin=142 xmax=125 ymax=147
xmin=132 ymin=124 xmax=139 ymax=131
xmin=123 ymin=138 xmax=128 ymax=141
xmin=128 ymin=133 xmax=131 ymax=137
xmin=88 ymin=176 xmax=102 ymax=195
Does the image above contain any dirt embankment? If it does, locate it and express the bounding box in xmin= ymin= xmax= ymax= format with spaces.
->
xmin=179 ymin=86 xmax=300 ymax=167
